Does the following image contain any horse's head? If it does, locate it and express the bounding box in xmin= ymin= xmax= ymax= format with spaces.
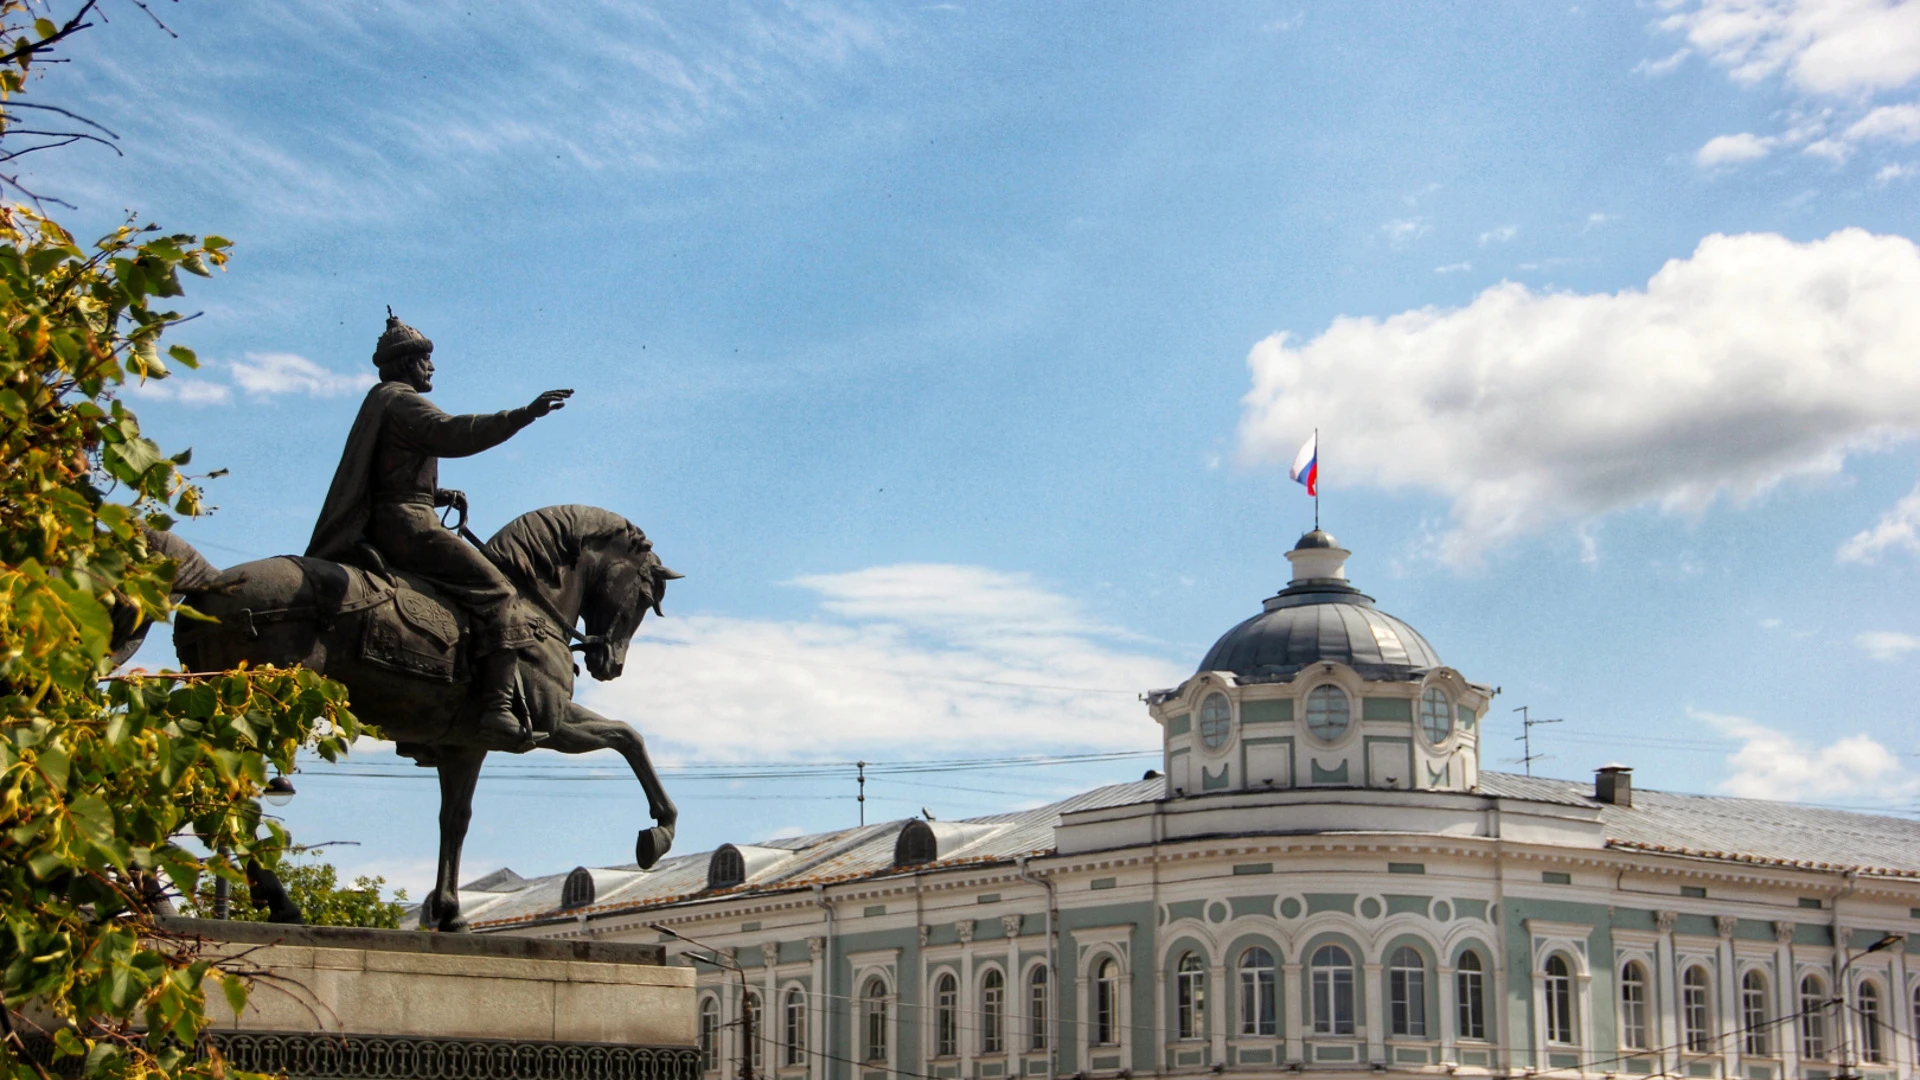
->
xmin=579 ymin=525 xmax=681 ymax=681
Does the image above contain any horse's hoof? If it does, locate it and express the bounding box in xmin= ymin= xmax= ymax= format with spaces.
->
xmin=636 ymin=825 xmax=674 ymax=870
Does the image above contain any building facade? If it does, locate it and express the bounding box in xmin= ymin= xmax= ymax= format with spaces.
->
xmin=463 ymin=533 xmax=1920 ymax=1080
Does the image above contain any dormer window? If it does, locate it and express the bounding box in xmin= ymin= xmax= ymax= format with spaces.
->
xmin=708 ymin=846 xmax=746 ymax=889
xmin=1305 ymin=685 xmax=1350 ymax=742
xmin=1420 ymin=687 xmax=1452 ymax=743
xmin=1198 ymin=692 xmax=1233 ymax=750
xmin=561 ymin=866 xmax=594 ymax=910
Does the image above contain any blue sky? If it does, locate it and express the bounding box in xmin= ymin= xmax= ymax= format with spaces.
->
xmin=41 ymin=1 xmax=1920 ymax=894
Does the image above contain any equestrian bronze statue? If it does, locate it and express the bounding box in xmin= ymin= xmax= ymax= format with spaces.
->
xmin=149 ymin=314 xmax=681 ymax=932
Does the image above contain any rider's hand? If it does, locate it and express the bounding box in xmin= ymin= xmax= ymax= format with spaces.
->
xmin=525 ymin=388 xmax=573 ymax=418
xmin=436 ymin=488 xmax=469 ymax=515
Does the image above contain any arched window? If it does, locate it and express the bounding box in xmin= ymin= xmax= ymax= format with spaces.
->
xmin=1306 ymin=685 xmax=1351 ymax=741
xmin=1310 ymin=944 xmax=1356 ymax=1036
xmin=1093 ymin=957 xmax=1121 ymax=1046
xmin=1028 ymin=966 xmax=1049 ymax=1051
xmin=1456 ymin=952 xmax=1486 ymax=1041
xmin=1681 ymin=966 xmax=1713 ymax=1053
xmin=934 ymin=972 xmax=959 ymax=1057
xmin=1740 ymin=970 xmax=1770 ymax=1056
xmin=981 ymin=969 xmax=1005 ymax=1054
xmin=698 ymin=997 xmax=720 ymax=1073
xmin=745 ymin=990 xmax=764 ymax=1071
xmin=1420 ymin=687 xmax=1452 ymax=743
xmin=783 ymin=987 xmax=806 ymax=1068
xmin=1543 ymin=954 xmax=1577 ymax=1045
xmin=1177 ymin=952 xmax=1207 ymax=1040
xmin=1858 ymin=982 xmax=1884 ymax=1064
xmin=1619 ymin=961 xmax=1649 ymax=1050
xmin=1239 ymin=946 xmax=1277 ymax=1037
xmin=1911 ymin=985 xmax=1920 ymax=1068
xmin=1799 ymin=975 xmax=1828 ymax=1059
xmin=863 ymin=978 xmax=889 ymax=1063
xmin=1389 ymin=946 xmax=1428 ymax=1038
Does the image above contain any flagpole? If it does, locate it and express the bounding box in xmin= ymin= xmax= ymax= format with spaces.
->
xmin=1314 ymin=427 xmax=1320 ymax=532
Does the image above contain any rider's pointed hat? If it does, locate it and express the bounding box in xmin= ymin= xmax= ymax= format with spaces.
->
xmin=372 ymin=306 xmax=433 ymax=365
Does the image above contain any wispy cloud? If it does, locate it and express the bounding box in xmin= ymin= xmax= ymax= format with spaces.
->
xmin=1856 ymin=630 xmax=1920 ymax=661
xmin=123 ymin=353 xmax=371 ymax=406
xmin=1477 ymin=224 xmax=1518 ymax=246
xmin=1700 ymin=709 xmax=1919 ymax=803
xmin=1697 ymin=131 xmax=1775 ymax=167
xmin=1380 ymin=217 xmax=1430 ymax=246
xmin=581 ymin=563 xmax=1182 ymax=759
xmin=1839 ymin=482 xmax=1920 ymax=563
xmin=1876 ymin=161 xmax=1918 ymax=183
xmin=1433 ymin=261 xmax=1473 ymax=274
xmin=1633 ymin=47 xmax=1692 ymax=77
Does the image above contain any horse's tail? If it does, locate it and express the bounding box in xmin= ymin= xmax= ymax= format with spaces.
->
xmin=107 ymin=527 xmax=224 ymax=670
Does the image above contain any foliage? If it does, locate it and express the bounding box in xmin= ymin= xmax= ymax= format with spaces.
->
xmin=0 ymin=4 xmax=362 ymax=1079
xmin=181 ymin=852 xmax=407 ymax=930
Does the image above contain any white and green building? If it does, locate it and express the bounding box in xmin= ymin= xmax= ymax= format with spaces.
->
xmin=465 ymin=532 xmax=1920 ymax=1080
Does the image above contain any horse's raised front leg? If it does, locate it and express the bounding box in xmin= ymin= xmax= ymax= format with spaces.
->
xmin=421 ymin=745 xmax=486 ymax=932
xmin=543 ymin=701 xmax=678 ymax=869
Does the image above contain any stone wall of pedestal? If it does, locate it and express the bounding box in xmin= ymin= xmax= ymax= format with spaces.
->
xmin=166 ymin=917 xmax=698 ymax=1080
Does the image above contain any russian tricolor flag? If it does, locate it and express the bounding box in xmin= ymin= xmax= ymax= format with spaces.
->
xmin=1289 ymin=433 xmax=1317 ymax=496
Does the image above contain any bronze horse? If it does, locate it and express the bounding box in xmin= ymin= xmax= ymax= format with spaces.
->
xmin=165 ymin=505 xmax=680 ymax=932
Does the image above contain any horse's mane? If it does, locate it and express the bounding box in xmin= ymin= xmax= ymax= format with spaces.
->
xmin=483 ymin=505 xmax=642 ymax=597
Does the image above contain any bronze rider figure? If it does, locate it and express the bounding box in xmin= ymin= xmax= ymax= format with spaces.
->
xmin=307 ymin=311 xmax=572 ymax=751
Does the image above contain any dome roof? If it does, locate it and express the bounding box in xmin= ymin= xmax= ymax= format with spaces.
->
xmin=1197 ymin=532 xmax=1442 ymax=681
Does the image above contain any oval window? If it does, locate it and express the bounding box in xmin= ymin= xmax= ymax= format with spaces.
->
xmin=1421 ymin=687 xmax=1452 ymax=743
xmin=1305 ymin=685 xmax=1350 ymax=741
xmin=1199 ymin=692 xmax=1233 ymax=750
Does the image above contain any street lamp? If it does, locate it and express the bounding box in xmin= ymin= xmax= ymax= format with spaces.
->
xmin=655 ymin=923 xmax=756 ymax=1080
xmin=1834 ymin=932 xmax=1904 ymax=1080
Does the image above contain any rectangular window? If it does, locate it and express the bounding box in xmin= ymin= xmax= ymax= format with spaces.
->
xmin=1542 ymin=871 xmax=1572 ymax=885
xmin=1240 ymin=965 xmax=1276 ymax=1036
xmin=784 ymin=994 xmax=806 ymax=1068
xmin=1177 ymin=965 xmax=1206 ymax=1040
xmin=1390 ymin=967 xmax=1427 ymax=1037
xmin=1680 ymin=886 xmax=1708 ymax=898
xmin=1312 ymin=967 xmax=1355 ymax=1036
xmin=983 ymin=977 xmax=1004 ymax=1054
xmin=1456 ymin=969 xmax=1486 ymax=1041
xmin=1741 ymin=979 xmax=1770 ymax=1056
xmin=1683 ymin=975 xmax=1713 ymax=1053
xmin=1620 ymin=969 xmax=1648 ymax=1050
xmin=1094 ymin=968 xmax=1119 ymax=1046
xmin=1859 ymin=990 xmax=1884 ymax=1064
xmin=1544 ymin=960 xmax=1577 ymax=1045
xmin=1799 ymin=985 xmax=1827 ymax=1060
xmin=1028 ymin=969 xmax=1049 ymax=1051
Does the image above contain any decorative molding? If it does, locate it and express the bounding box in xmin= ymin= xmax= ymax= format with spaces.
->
xmin=1716 ymin=916 xmax=1737 ymax=939
xmin=918 ymin=925 xmax=931 ymax=948
xmin=196 ymin=1033 xmax=701 ymax=1080
xmin=1773 ymin=922 xmax=1795 ymax=945
xmin=1655 ymin=910 xmax=1677 ymax=934
xmin=1002 ymin=915 xmax=1023 ymax=938
xmin=955 ymin=919 xmax=975 ymax=945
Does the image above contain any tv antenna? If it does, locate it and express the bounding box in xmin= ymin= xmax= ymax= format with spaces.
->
xmin=1509 ymin=705 xmax=1562 ymax=777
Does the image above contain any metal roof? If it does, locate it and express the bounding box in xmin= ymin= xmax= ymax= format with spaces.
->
xmin=1197 ymin=580 xmax=1443 ymax=682
xmin=452 ymin=772 xmax=1920 ymax=931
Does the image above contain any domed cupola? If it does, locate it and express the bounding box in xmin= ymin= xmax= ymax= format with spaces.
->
xmin=1197 ymin=530 xmax=1442 ymax=681
xmin=1150 ymin=531 xmax=1489 ymax=798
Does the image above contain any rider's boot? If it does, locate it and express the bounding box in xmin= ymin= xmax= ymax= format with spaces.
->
xmin=473 ymin=648 xmax=544 ymax=752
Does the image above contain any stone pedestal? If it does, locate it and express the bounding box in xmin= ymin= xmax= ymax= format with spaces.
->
xmin=170 ymin=918 xmax=697 ymax=1080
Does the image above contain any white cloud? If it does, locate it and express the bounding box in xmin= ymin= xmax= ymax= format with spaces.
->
xmin=1660 ymin=0 xmax=1920 ymax=97
xmin=1700 ymin=710 xmax=1919 ymax=802
xmin=1633 ymin=47 xmax=1693 ymax=76
xmin=124 ymin=378 xmax=233 ymax=406
xmin=1380 ymin=217 xmax=1430 ymax=246
xmin=1434 ymin=261 xmax=1473 ymax=275
xmin=1236 ymin=228 xmax=1920 ymax=565
xmin=1697 ymin=131 xmax=1776 ymax=166
xmin=1839 ymin=482 xmax=1920 ymax=561
xmin=229 ymin=352 xmax=376 ymax=398
xmin=1846 ymin=102 xmax=1920 ymax=142
xmin=1856 ymin=630 xmax=1920 ymax=659
xmin=1759 ymin=617 xmax=1784 ymax=629
xmin=1876 ymin=161 xmax=1918 ymax=181
xmin=580 ymin=563 xmax=1183 ymax=759
xmin=1478 ymin=225 xmax=1519 ymax=246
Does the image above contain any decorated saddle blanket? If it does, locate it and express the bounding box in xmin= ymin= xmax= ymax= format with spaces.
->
xmin=286 ymin=557 xmax=469 ymax=682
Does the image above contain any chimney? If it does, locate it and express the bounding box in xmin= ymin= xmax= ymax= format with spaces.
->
xmin=1594 ymin=765 xmax=1632 ymax=808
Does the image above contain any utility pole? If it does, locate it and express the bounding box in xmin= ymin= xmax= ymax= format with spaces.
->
xmin=856 ymin=760 xmax=867 ymax=826
xmin=1511 ymin=706 xmax=1562 ymax=777
xmin=655 ymin=924 xmax=755 ymax=1080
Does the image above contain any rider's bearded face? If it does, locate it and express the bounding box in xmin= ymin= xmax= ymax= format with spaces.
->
xmin=404 ymin=351 xmax=435 ymax=392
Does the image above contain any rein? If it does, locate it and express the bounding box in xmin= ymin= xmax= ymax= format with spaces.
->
xmin=448 ymin=508 xmax=608 ymax=653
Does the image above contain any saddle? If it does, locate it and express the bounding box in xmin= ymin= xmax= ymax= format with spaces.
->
xmin=294 ymin=555 xmax=469 ymax=682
